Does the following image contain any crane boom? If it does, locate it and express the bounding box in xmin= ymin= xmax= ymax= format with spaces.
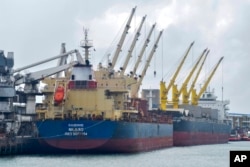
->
xmin=15 ymin=62 xmax=76 ymax=85
xmin=120 ymin=15 xmax=146 ymax=75
xmin=182 ymin=50 xmax=208 ymax=104
xmin=131 ymin=23 xmax=156 ymax=75
xmin=188 ymin=50 xmax=209 ymax=95
xmin=180 ymin=48 xmax=207 ymax=93
xmin=110 ymin=6 xmax=136 ymax=69
xmin=131 ymin=30 xmax=163 ymax=97
xmin=191 ymin=56 xmax=224 ymax=105
xmin=172 ymin=48 xmax=207 ymax=108
xmin=166 ymin=41 xmax=194 ymax=92
xmin=56 ymin=43 xmax=67 ymax=78
xmin=160 ymin=41 xmax=194 ymax=110
xmin=57 ymin=43 xmax=67 ymax=66
xmin=13 ymin=49 xmax=78 ymax=73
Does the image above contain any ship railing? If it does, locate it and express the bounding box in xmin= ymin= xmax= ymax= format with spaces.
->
xmin=120 ymin=110 xmax=172 ymax=124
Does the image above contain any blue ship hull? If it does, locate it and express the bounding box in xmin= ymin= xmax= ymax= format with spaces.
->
xmin=173 ymin=118 xmax=231 ymax=146
xmin=36 ymin=120 xmax=173 ymax=153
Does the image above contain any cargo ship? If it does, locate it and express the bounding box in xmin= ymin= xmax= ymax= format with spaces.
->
xmin=144 ymin=88 xmax=231 ymax=146
xmin=34 ymin=8 xmax=173 ymax=153
xmin=171 ymin=90 xmax=231 ymax=146
xmin=35 ymin=44 xmax=173 ymax=153
xmin=156 ymin=42 xmax=231 ymax=146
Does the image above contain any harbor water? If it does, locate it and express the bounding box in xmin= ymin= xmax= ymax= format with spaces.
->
xmin=0 ymin=141 xmax=249 ymax=167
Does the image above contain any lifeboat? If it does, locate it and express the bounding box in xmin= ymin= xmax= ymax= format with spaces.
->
xmin=54 ymin=86 xmax=64 ymax=104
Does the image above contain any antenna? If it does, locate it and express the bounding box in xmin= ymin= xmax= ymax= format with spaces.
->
xmin=80 ymin=27 xmax=93 ymax=63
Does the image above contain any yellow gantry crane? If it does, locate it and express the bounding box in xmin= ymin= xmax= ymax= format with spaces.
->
xmin=160 ymin=41 xmax=194 ymax=110
xmin=182 ymin=50 xmax=209 ymax=104
xmin=191 ymin=56 xmax=224 ymax=105
xmin=171 ymin=48 xmax=208 ymax=108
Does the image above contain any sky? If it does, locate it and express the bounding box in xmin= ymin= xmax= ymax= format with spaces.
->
xmin=0 ymin=0 xmax=249 ymax=114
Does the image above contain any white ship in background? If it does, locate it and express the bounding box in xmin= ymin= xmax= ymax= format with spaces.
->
xmin=198 ymin=88 xmax=230 ymax=121
xmin=142 ymin=88 xmax=230 ymax=121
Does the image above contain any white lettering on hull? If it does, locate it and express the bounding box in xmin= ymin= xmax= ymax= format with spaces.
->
xmin=64 ymin=123 xmax=88 ymax=136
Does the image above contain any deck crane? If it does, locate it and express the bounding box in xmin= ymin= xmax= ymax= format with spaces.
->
xmin=13 ymin=49 xmax=81 ymax=73
xmin=55 ymin=43 xmax=84 ymax=78
xmin=171 ymin=48 xmax=207 ymax=108
xmin=160 ymin=41 xmax=194 ymax=111
xmin=55 ymin=43 xmax=67 ymax=78
xmin=130 ymin=23 xmax=156 ymax=76
xmin=14 ymin=46 xmax=84 ymax=114
xmin=131 ymin=30 xmax=163 ymax=98
xmin=109 ymin=6 xmax=136 ymax=71
xmin=120 ymin=15 xmax=146 ymax=75
xmin=191 ymin=56 xmax=224 ymax=105
xmin=182 ymin=50 xmax=209 ymax=104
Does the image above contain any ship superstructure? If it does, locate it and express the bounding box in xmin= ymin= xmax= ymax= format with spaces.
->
xmin=198 ymin=88 xmax=230 ymax=120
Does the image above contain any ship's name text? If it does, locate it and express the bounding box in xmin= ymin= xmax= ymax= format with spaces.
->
xmin=64 ymin=124 xmax=87 ymax=136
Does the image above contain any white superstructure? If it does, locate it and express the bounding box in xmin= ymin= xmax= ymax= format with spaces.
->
xmin=198 ymin=89 xmax=230 ymax=120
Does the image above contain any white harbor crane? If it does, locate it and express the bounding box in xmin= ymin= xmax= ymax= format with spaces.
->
xmin=131 ymin=23 xmax=156 ymax=76
xmin=120 ymin=15 xmax=146 ymax=75
xmin=109 ymin=6 xmax=136 ymax=71
xmin=131 ymin=30 xmax=163 ymax=98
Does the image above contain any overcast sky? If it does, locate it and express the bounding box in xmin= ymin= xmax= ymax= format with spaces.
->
xmin=0 ymin=0 xmax=249 ymax=114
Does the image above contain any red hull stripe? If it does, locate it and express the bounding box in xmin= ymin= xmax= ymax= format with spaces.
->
xmin=43 ymin=137 xmax=173 ymax=152
xmin=46 ymin=139 xmax=109 ymax=150
xmin=174 ymin=132 xmax=230 ymax=146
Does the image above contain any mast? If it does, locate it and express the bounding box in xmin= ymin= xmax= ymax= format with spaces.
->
xmin=80 ymin=28 xmax=93 ymax=65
